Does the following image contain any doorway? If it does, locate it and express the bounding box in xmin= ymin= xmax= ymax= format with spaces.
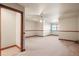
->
xmin=0 ymin=4 xmax=24 ymax=56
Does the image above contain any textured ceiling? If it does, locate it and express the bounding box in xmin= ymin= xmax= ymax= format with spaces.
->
xmin=19 ymin=3 xmax=79 ymax=23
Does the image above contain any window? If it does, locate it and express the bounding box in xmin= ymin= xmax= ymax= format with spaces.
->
xmin=51 ymin=23 xmax=58 ymax=31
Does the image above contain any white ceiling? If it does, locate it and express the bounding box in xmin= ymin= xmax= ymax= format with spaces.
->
xmin=19 ymin=3 xmax=79 ymax=23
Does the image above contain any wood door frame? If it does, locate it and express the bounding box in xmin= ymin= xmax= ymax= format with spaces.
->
xmin=0 ymin=7 xmax=1 ymax=56
xmin=0 ymin=4 xmax=24 ymax=56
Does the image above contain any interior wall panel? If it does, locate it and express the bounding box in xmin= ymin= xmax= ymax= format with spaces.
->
xmin=1 ymin=8 xmax=16 ymax=48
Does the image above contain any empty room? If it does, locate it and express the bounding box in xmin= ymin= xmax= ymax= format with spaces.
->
xmin=0 ymin=3 xmax=79 ymax=56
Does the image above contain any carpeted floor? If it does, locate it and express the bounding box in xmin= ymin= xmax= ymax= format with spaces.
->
xmin=18 ymin=36 xmax=79 ymax=56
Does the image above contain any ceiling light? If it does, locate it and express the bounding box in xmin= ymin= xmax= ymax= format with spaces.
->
xmin=40 ymin=20 xmax=42 ymax=23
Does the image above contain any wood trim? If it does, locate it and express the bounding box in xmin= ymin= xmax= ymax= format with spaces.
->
xmin=21 ymin=12 xmax=24 ymax=51
xmin=25 ymin=30 xmax=79 ymax=32
xmin=15 ymin=45 xmax=21 ymax=49
xmin=26 ymin=35 xmax=44 ymax=38
xmin=0 ymin=7 xmax=1 ymax=56
xmin=59 ymin=30 xmax=79 ymax=32
xmin=1 ymin=45 xmax=22 ymax=50
xmin=16 ymin=45 xmax=25 ymax=51
xmin=25 ymin=30 xmax=56 ymax=31
xmin=59 ymin=39 xmax=77 ymax=42
xmin=1 ymin=45 xmax=16 ymax=50
xmin=0 ymin=4 xmax=24 ymax=55
xmin=26 ymin=35 xmax=38 ymax=38
xmin=0 ymin=4 xmax=23 ymax=13
xmin=25 ymin=34 xmax=58 ymax=38
xmin=25 ymin=30 xmax=43 ymax=31
xmin=47 ymin=34 xmax=59 ymax=36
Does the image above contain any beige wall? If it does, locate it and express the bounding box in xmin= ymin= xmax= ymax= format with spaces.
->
xmin=25 ymin=20 xmax=52 ymax=37
xmin=16 ymin=12 xmax=21 ymax=47
xmin=24 ymin=19 xmax=52 ymax=37
xmin=1 ymin=7 xmax=22 ymax=48
xmin=25 ymin=5 xmax=44 ymax=37
xmin=43 ymin=22 xmax=51 ymax=36
xmin=24 ymin=20 xmax=44 ymax=37
xmin=1 ymin=3 xmax=25 ymax=49
xmin=36 ymin=22 xmax=43 ymax=36
xmin=25 ymin=20 xmax=38 ymax=37
xmin=59 ymin=17 xmax=78 ymax=31
xmin=1 ymin=8 xmax=16 ymax=48
xmin=59 ymin=16 xmax=78 ymax=41
xmin=77 ymin=16 xmax=79 ymax=41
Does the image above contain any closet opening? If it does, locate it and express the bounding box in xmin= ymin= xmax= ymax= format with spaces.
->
xmin=0 ymin=4 xmax=24 ymax=56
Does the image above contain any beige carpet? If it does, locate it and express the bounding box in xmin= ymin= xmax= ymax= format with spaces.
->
xmin=2 ymin=47 xmax=20 ymax=56
xmin=18 ymin=36 xmax=79 ymax=56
